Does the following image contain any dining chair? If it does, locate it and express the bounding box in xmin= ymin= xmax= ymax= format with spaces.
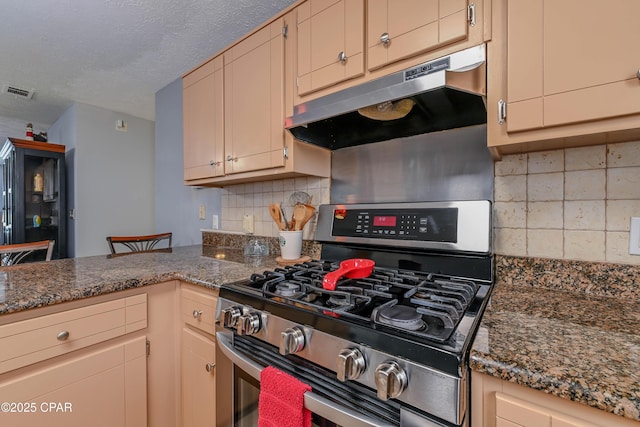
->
xmin=106 ymin=232 xmax=173 ymax=256
xmin=0 ymin=240 xmax=55 ymax=266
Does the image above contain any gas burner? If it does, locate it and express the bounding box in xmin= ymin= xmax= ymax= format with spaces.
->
xmin=327 ymin=294 xmax=351 ymax=307
xmin=274 ymin=282 xmax=302 ymax=297
xmin=374 ymin=302 xmax=426 ymax=331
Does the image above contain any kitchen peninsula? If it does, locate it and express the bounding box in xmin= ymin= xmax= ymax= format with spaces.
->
xmin=0 ymin=244 xmax=639 ymax=426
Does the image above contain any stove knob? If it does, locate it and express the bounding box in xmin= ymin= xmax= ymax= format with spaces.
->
xmin=221 ymin=306 xmax=242 ymax=328
xmin=279 ymin=326 xmax=306 ymax=355
xmin=336 ymin=348 xmax=366 ymax=382
xmin=374 ymin=361 xmax=407 ymax=401
xmin=236 ymin=312 xmax=261 ymax=336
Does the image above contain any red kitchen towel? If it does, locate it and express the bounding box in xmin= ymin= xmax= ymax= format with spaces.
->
xmin=258 ymin=366 xmax=312 ymax=427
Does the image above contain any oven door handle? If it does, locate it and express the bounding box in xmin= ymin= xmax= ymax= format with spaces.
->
xmin=216 ymin=331 xmax=392 ymax=427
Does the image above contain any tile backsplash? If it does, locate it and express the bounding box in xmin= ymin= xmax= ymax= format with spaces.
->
xmin=494 ymin=140 xmax=640 ymax=265
xmin=221 ymin=177 xmax=330 ymax=239
xmin=218 ymin=140 xmax=640 ymax=266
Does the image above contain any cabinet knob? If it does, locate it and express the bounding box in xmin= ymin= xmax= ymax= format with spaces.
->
xmin=226 ymin=155 xmax=237 ymax=162
xmin=205 ymin=363 xmax=215 ymax=373
xmin=338 ymin=51 xmax=347 ymax=63
xmin=380 ymin=32 xmax=391 ymax=46
xmin=637 ymin=69 xmax=640 ymax=79
xmin=209 ymin=160 xmax=221 ymax=167
xmin=57 ymin=330 xmax=70 ymax=341
xmin=193 ymin=309 xmax=203 ymax=319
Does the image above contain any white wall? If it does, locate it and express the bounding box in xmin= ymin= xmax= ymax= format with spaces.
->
xmin=155 ymin=78 xmax=222 ymax=246
xmin=48 ymin=102 xmax=155 ymax=257
xmin=47 ymin=104 xmax=78 ymax=256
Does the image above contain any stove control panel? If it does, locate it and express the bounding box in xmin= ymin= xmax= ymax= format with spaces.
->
xmin=331 ymin=207 xmax=458 ymax=243
xmin=315 ymin=201 xmax=492 ymax=254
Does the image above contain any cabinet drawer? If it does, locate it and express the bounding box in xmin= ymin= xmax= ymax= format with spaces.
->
xmin=181 ymin=287 xmax=218 ymax=334
xmin=0 ymin=294 xmax=147 ymax=374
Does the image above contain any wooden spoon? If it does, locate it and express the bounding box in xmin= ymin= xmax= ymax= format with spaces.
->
xmin=269 ymin=203 xmax=285 ymax=230
xmin=300 ymin=204 xmax=316 ymax=229
xmin=292 ymin=204 xmax=308 ymax=231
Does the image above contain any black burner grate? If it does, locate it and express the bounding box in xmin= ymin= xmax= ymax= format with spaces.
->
xmin=249 ymin=260 xmax=480 ymax=342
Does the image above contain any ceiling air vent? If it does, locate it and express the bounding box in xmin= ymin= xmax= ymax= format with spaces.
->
xmin=2 ymin=84 xmax=34 ymax=100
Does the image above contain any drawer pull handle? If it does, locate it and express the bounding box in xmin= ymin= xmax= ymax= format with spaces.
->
xmin=338 ymin=51 xmax=347 ymax=63
xmin=193 ymin=310 xmax=203 ymax=319
xmin=57 ymin=331 xmax=70 ymax=341
xmin=205 ymin=363 xmax=215 ymax=373
xmin=380 ymin=32 xmax=391 ymax=46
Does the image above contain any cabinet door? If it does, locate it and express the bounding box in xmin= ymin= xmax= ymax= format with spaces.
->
xmin=296 ymin=0 xmax=365 ymax=95
xmin=181 ymin=327 xmax=216 ymax=427
xmin=367 ymin=0 xmax=468 ymax=71
xmin=490 ymin=0 xmax=640 ymax=151
xmin=183 ymin=56 xmax=225 ymax=180
xmin=0 ymin=336 xmax=146 ymax=427
xmin=224 ymin=19 xmax=286 ymax=174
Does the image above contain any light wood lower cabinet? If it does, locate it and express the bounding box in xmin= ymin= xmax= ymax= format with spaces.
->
xmin=472 ymin=372 xmax=639 ymax=427
xmin=0 ymin=336 xmax=147 ymax=427
xmin=180 ymin=284 xmax=219 ymax=427
xmin=181 ymin=327 xmax=216 ymax=427
xmin=0 ymin=281 xmax=181 ymax=427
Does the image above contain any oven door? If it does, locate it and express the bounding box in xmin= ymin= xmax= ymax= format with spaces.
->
xmin=216 ymin=329 xmax=411 ymax=427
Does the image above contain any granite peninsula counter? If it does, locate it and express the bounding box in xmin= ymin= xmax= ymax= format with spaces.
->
xmin=0 ymin=245 xmax=278 ymax=316
xmin=470 ymin=256 xmax=640 ymax=423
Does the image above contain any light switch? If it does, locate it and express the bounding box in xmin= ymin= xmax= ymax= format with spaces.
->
xmin=199 ymin=205 xmax=206 ymax=220
xmin=630 ymin=217 xmax=640 ymax=255
xmin=243 ymin=215 xmax=254 ymax=234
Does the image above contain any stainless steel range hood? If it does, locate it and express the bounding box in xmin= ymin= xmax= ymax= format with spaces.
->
xmin=285 ymin=44 xmax=487 ymax=150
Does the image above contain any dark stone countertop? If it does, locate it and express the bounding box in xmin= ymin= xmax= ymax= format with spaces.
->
xmin=0 ymin=245 xmax=278 ymax=316
xmin=2 ymin=245 xmax=639 ymax=422
xmin=470 ymin=256 xmax=640 ymax=422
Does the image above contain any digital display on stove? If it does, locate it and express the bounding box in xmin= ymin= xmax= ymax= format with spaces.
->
xmin=373 ymin=216 xmax=396 ymax=227
xmin=332 ymin=208 xmax=458 ymax=242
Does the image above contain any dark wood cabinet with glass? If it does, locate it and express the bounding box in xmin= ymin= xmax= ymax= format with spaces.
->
xmin=1 ymin=138 xmax=67 ymax=260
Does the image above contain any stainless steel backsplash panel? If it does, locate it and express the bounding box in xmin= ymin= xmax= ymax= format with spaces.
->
xmin=330 ymin=124 xmax=493 ymax=204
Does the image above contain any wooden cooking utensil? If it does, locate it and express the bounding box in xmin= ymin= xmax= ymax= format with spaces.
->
xmin=269 ymin=203 xmax=285 ymax=230
xmin=292 ymin=204 xmax=307 ymax=230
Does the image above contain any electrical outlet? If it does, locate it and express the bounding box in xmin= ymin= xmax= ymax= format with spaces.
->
xmin=115 ymin=119 xmax=127 ymax=132
xmin=199 ymin=205 xmax=206 ymax=220
xmin=243 ymin=214 xmax=254 ymax=234
xmin=212 ymin=215 xmax=219 ymax=230
xmin=630 ymin=217 xmax=640 ymax=255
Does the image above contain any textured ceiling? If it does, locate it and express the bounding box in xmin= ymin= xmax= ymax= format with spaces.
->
xmin=0 ymin=0 xmax=296 ymax=142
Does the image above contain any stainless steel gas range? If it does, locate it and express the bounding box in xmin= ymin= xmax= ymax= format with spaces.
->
xmin=215 ymin=200 xmax=492 ymax=427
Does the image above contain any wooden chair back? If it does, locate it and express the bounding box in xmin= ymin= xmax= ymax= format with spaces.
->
xmin=0 ymin=240 xmax=55 ymax=266
xmin=106 ymin=232 xmax=172 ymax=256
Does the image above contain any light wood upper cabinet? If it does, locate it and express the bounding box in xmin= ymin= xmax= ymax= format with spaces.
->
xmin=367 ymin=0 xmax=469 ymax=71
xmin=488 ymin=0 xmax=640 ymax=154
xmin=182 ymin=9 xmax=330 ymax=187
xmin=183 ymin=55 xmax=224 ymax=181
xmin=224 ymin=18 xmax=286 ymax=175
xmin=296 ymin=0 xmax=365 ymax=95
